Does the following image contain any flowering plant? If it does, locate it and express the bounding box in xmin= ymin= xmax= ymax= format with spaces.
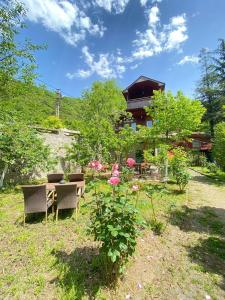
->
xmin=88 ymin=159 xmax=139 ymax=279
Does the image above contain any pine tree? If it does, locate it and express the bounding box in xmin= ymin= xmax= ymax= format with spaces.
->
xmin=196 ymin=48 xmax=221 ymax=137
xmin=214 ymin=39 xmax=225 ymax=108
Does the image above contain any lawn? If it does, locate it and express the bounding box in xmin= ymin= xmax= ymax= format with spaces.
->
xmin=0 ymin=178 xmax=225 ymax=299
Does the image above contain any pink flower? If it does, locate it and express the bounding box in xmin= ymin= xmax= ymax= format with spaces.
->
xmin=127 ymin=158 xmax=136 ymax=168
xmin=88 ymin=160 xmax=103 ymax=171
xmin=108 ymin=176 xmax=120 ymax=185
xmin=112 ymin=163 xmax=119 ymax=172
xmin=132 ymin=185 xmax=139 ymax=191
xmin=96 ymin=163 xmax=103 ymax=171
xmin=112 ymin=170 xmax=120 ymax=177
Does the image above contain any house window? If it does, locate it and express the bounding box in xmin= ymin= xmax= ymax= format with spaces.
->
xmin=131 ymin=122 xmax=137 ymax=131
xmin=146 ymin=120 xmax=153 ymax=128
xmin=192 ymin=140 xmax=201 ymax=150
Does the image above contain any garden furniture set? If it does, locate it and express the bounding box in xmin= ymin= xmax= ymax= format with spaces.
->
xmin=21 ymin=173 xmax=85 ymax=224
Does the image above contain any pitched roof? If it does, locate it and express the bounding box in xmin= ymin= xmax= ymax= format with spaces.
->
xmin=122 ymin=75 xmax=165 ymax=93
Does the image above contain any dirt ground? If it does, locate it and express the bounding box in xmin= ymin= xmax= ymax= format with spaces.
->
xmin=108 ymin=170 xmax=225 ymax=300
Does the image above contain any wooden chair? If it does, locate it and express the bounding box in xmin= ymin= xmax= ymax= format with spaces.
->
xmin=55 ymin=184 xmax=79 ymax=221
xmin=21 ymin=185 xmax=54 ymax=225
xmin=68 ymin=173 xmax=84 ymax=182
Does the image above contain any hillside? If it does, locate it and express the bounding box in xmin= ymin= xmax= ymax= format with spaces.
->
xmin=0 ymin=81 xmax=81 ymax=129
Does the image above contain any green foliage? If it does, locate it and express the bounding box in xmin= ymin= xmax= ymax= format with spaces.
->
xmin=190 ymin=151 xmax=208 ymax=167
xmin=144 ymin=144 xmax=168 ymax=171
xmin=67 ymin=80 xmax=127 ymax=165
xmin=170 ymin=148 xmax=190 ymax=191
xmin=0 ymin=118 xmax=54 ymax=186
xmin=0 ymin=1 xmax=43 ymax=99
xmin=145 ymin=185 xmax=167 ymax=235
xmin=116 ymin=125 xmax=137 ymax=161
xmin=42 ymin=116 xmax=64 ymax=129
xmin=213 ymin=122 xmax=225 ymax=171
xmin=145 ymin=90 xmax=205 ymax=140
xmin=196 ymin=40 xmax=225 ymax=137
xmin=88 ymin=186 xmax=139 ymax=277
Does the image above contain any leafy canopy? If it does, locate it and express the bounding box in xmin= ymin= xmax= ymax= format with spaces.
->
xmin=145 ymin=90 xmax=205 ymax=140
xmin=68 ymin=80 xmax=127 ymax=164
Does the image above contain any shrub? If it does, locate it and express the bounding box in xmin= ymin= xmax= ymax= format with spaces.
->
xmin=42 ymin=116 xmax=64 ymax=129
xmin=206 ymin=162 xmax=218 ymax=173
xmin=213 ymin=122 xmax=225 ymax=171
xmin=175 ymin=170 xmax=191 ymax=191
xmin=88 ymin=187 xmax=139 ymax=278
xmin=170 ymin=148 xmax=190 ymax=191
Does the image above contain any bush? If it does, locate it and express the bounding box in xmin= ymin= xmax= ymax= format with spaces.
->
xmin=206 ymin=162 xmax=218 ymax=173
xmin=170 ymin=148 xmax=190 ymax=191
xmin=88 ymin=187 xmax=139 ymax=279
xmin=190 ymin=152 xmax=207 ymax=167
xmin=42 ymin=116 xmax=64 ymax=129
xmin=0 ymin=121 xmax=54 ymax=187
xmin=175 ymin=170 xmax=191 ymax=191
xmin=213 ymin=122 xmax=225 ymax=171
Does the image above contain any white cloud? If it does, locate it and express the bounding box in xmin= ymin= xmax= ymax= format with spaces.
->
xmin=178 ymin=55 xmax=199 ymax=65
xmin=22 ymin=0 xmax=105 ymax=46
xmin=93 ymin=0 xmax=130 ymax=14
xmin=92 ymin=0 xmax=159 ymax=13
xmin=130 ymin=63 xmax=140 ymax=70
xmin=148 ymin=6 xmax=159 ymax=25
xmin=132 ymin=7 xmax=188 ymax=59
xmin=67 ymin=46 xmax=127 ymax=79
xmin=165 ymin=14 xmax=188 ymax=50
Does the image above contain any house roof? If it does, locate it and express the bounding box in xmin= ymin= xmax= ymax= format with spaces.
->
xmin=122 ymin=75 xmax=165 ymax=93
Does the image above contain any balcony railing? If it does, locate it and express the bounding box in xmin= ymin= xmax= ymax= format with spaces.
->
xmin=127 ymin=97 xmax=152 ymax=110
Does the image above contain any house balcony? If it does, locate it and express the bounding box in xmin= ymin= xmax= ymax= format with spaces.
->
xmin=126 ymin=97 xmax=152 ymax=110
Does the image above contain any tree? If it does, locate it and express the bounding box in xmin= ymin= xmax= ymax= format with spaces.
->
xmin=68 ymin=80 xmax=127 ymax=165
xmin=144 ymin=90 xmax=205 ymax=180
xmin=116 ymin=125 xmax=137 ymax=161
xmin=196 ymin=48 xmax=223 ymax=137
xmin=0 ymin=0 xmax=43 ymax=101
xmin=213 ymin=122 xmax=225 ymax=171
xmin=0 ymin=119 xmax=54 ymax=187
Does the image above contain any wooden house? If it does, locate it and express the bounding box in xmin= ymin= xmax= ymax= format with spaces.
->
xmin=122 ymin=75 xmax=165 ymax=130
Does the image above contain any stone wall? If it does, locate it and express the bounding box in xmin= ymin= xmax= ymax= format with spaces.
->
xmin=36 ymin=128 xmax=80 ymax=177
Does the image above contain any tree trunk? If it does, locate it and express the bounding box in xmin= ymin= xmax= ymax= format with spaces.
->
xmin=0 ymin=164 xmax=8 ymax=189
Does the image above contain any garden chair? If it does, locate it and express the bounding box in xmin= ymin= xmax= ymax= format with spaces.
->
xmin=22 ymin=185 xmax=54 ymax=225
xmin=68 ymin=173 xmax=85 ymax=197
xmin=55 ymin=183 xmax=79 ymax=221
xmin=68 ymin=173 xmax=84 ymax=182
xmin=47 ymin=173 xmax=64 ymax=183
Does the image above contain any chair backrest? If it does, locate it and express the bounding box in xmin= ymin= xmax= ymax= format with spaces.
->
xmin=47 ymin=173 xmax=64 ymax=183
xmin=22 ymin=185 xmax=47 ymax=214
xmin=55 ymin=184 xmax=77 ymax=210
xmin=68 ymin=173 xmax=84 ymax=182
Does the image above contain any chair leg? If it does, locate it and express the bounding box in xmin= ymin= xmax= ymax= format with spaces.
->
xmin=56 ymin=208 xmax=58 ymax=222
xmin=75 ymin=206 xmax=78 ymax=221
xmin=52 ymin=204 xmax=54 ymax=214
xmin=23 ymin=213 xmax=26 ymax=226
xmin=45 ymin=211 xmax=47 ymax=224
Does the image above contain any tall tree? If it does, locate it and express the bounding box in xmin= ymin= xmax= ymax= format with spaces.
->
xmin=0 ymin=0 xmax=43 ymax=107
xmin=214 ymin=39 xmax=225 ymax=112
xmin=68 ymin=80 xmax=127 ymax=165
xmin=196 ymin=48 xmax=222 ymax=137
xmin=144 ymin=90 xmax=205 ymax=180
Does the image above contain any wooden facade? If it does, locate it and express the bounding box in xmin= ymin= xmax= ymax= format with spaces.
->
xmin=122 ymin=75 xmax=165 ymax=129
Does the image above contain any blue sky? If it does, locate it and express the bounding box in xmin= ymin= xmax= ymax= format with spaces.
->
xmin=19 ymin=0 xmax=225 ymax=98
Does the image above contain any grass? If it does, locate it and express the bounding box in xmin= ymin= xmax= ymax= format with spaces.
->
xmin=0 ymin=178 xmax=225 ymax=299
xmin=191 ymin=166 xmax=225 ymax=182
